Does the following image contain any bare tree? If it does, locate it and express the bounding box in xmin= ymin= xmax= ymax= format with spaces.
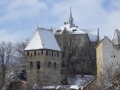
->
xmin=0 ymin=42 xmax=14 ymax=86
xmin=14 ymin=39 xmax=28 ymax=65
xmin=85 ymin=62 xmax=120 ymax=90
xmin=55 ymin=30 xmax=97 ymax=74
xmin=55 ymin=30 xmax=80 ymax=70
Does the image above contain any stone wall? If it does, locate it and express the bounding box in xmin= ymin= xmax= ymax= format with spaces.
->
xmin=25 ymin=49 xmax=62 ymax=89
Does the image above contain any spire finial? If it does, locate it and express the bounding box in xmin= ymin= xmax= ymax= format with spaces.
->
xmin=68 ymin=7 xmax=73 ymax=27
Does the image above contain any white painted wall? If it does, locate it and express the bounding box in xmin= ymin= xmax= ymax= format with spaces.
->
xmin=102 ymin=38 xmax=120 ymax=74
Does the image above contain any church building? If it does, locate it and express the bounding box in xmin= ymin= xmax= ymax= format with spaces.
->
xmin=54 ymin=7 xmax=99 ymax=43
xmin=54 ymin=7 xmax=99 ymax=74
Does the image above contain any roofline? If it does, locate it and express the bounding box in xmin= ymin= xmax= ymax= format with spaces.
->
xmin=24 ymin=49 xmax=61 ymax=52
xmin=95 ymin=36 xmax=115 ymax=48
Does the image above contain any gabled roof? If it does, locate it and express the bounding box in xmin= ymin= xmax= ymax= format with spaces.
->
xmin=24 ymin=27 xmax=61 ymax=51
xmin=96 ymin=36 xmax=113 ymax=48
xmin=111 ymin=29 xmax=120 ymax=45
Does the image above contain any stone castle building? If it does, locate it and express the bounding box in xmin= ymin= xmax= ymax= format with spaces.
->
xmin=24 ymin=27 xmax=62 ymax=89
xmin=24 ymin=8 xmax=100 ymax=88
xmin=54 ymin=7 xmax=99 ymax=74
xmin=54 ymin=7 xmax=99 ymax=43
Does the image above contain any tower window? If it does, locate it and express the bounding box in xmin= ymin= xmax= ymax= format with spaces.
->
xmin=37 ymin=61 xmax=40 ymax=69
xmin=38 ymin=52 xmax=39 ymax=56
xmin=52 ymin=52 xmax=53 ymax=56
xmin=27 ymin=52 xmax=29 ymax=56
xmin=46 ymin=50 xmax=48 ymax=55
xmin=30 ymin=62 xmax=33 ymax=69
xmin=54 ymin=62 xmax=56 ymax=69
xmin=35 ymin=51 xmax=36 ymax=55
xmin=114 ymin=55 xmax=115 ymax=58
xmin=31 ymin=53 xmax=32 ymax=56
xmin=57 ymin=52 xmax=59 ymax=57
xmin=48 ymin=62 xmax=51 ymax=67
xmin=41 ymin=50 xmax=43 ymax=55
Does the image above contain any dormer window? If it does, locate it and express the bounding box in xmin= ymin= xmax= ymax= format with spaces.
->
xmin=56 ymin=30 xmax=61 ymax=32
xmin=72 ymin=29 xmax=76 ymax=31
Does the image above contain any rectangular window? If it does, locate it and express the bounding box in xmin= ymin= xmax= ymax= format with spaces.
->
xmin=35 ymin=51 xmax=36 ymax=55
xmin=41 ymin=50 xmax=43 ymax=55
xmin=27 ymin=52 xmax=29 ymax=56
xmin=57 ymin=52 xmax=59 ymax=57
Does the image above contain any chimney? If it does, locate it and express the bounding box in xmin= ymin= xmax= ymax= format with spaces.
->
xmin=76 ymin=26 xmax=78 ymax=28
xmin=64 ymin=22 xmax=66 ymax=25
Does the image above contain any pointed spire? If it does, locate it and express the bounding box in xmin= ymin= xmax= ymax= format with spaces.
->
xmin=111 ymin=29 xmax=120 ymax=45
xmin=69 ymin=7 xmax=73 ymax=27
xmin=70 ymin=7 xmax=73 ymax=20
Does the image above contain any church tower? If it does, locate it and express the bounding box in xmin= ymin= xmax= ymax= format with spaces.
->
xmin=68 ymin=7 xmax=73 ymax=28
xmin=24 ymin=27 xmax=62 ymax=89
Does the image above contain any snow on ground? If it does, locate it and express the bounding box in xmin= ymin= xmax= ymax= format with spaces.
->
xmin=70 ymin=85 xmax=79 ymax=89
xmin=42 ymin=75 xmax=95 ymax=90
xmin=67 ymin=75 xmax=94 ymax=86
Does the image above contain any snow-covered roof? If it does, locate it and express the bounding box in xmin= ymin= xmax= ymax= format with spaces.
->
xmin=81 ymin=29 xmax=99 ymax=42
xmin=70 ymin=85 xmax=79 ymax=90
xmin=54 ymin=24 xmax=86 ymax=35
xmin=111 ymin=29 xmax=120 ymax=45
xmin=54 ymin=24 xmax=98 ymax=42
xmin=24 ymin=27 xmax=61 ymax=51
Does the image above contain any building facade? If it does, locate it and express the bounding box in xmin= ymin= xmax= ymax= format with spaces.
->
xmin=96 ymin=29 xmax=120 ymax=78
xmin=24 ymin=27 xmax=62 ymax=89
xmin=54 ymin=8 xmax=99 ymax=74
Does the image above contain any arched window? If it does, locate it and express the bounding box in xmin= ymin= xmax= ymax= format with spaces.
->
xmin=48 ymin=62 xmax=51 ymax=67
xmin=30 ymin=62 xmax=33 ymax=69
xmin=54 ymin=62 xmax=56 ymax=69
xmin=37 ymin=61 xmax=40 ymax=69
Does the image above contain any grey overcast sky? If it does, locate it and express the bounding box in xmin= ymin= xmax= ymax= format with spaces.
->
xmin=0 ymin=0 xmax=120 ymax=42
